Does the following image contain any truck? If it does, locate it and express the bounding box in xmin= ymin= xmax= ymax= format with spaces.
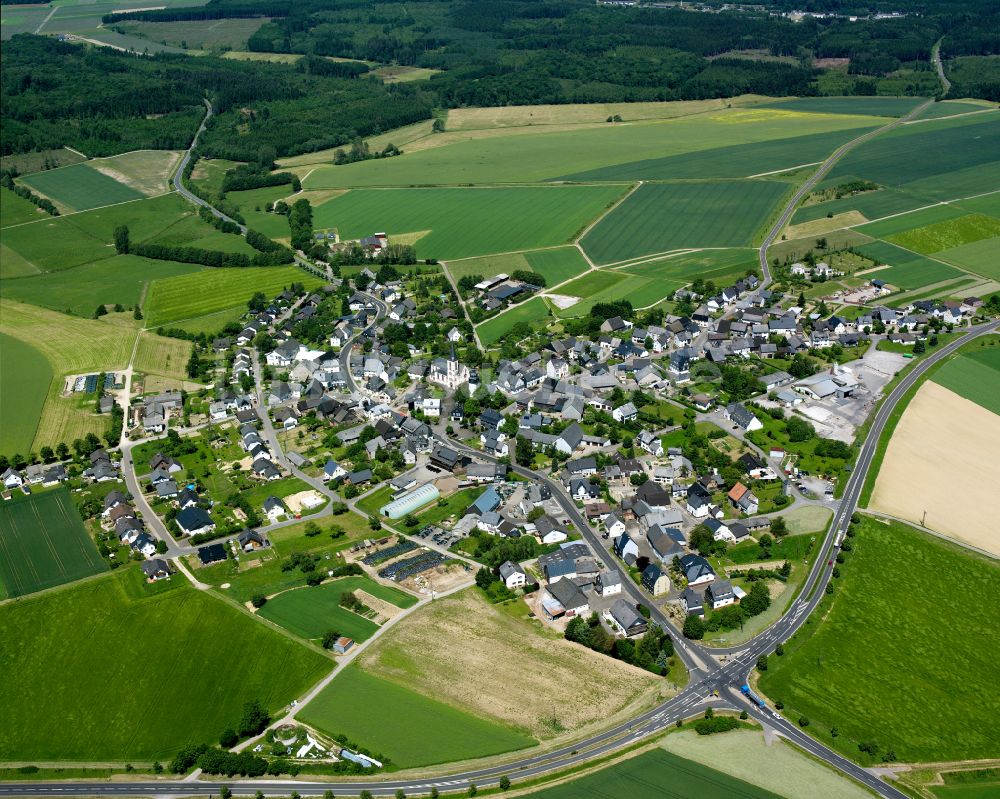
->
xmin=741 ymin=684 xmax=767 ymax=709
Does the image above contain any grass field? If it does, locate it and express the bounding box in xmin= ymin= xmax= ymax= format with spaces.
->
xmin=581 ymin=181 xmax=788 ymax=264
xmin=930 ymin=348 xmax=1000 ymax=415
xmin=311 ymin=186 xmax=627 ymax=260
xmin=0 ymin=255 xmax=204 ymax=317
xmin=854 ymin=203 xmax=969 ymax=238
xmin=477 ymin=297 xmax=551 ymax=345
xmin=148 ymin=212 xmax=257 ymax=254
xmin=619 ymin=248 xmax=759 ymax=284
xmin=144 ymin=266 xmax=323 ymax=327
xmin=0 ymin=489 xmax=106 ymax=598
xmin=132 ymin=332 xmax=194 ymax=382
xmin=520 ymin=747 xmax=780 ymax=799
xmin=299 ymin=664 xmax=536 ymax=768
xmin=759 ymin=516 xmax=1000 ymax=763
xmin=0 ymin=148 xmax=86 ymax=176
xmin=524 ymin=247 xmax=590 ymax=285
xmin=84 ymin=150 xmax=181 ymax=197
xmin=883 ymin=213 xmax=1000 ymax=254
xmin=0 ymin=568 xmax=330 ymax=761
xmin=791 ymin=186 xmax=930 ymax=225
xmin=762 ymin=96 xmax=923 ymax=117
xmin=856 ymin=241 xmax=963 ymax=289
xmin=19 ymin=163 xmax=145 ymax=212
xmin=0 ymin=187 xmax=46 ymax=228
xmin=936 ymin=236 xmax=1000 ymax=279
xmin=257 ymin=575 xmax=415 ymax=643
xmin=916 ymin=100 xmax=995 ymax=119
xmin=0 ymin=333 xmax=52 ymax=455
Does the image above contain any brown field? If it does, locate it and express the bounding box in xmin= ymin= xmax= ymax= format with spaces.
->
xmin=784 ymin=210 xmax=868 ymax=239
xmin=132 ymin=331 xmax=193 ymax=381
xmin=88 ymin=150 xmax=181 ymax=196
xmin=358 ymin=589 xmax=665 ymax=740
xmin=870 ymin=381 xmax=1000 ymax=555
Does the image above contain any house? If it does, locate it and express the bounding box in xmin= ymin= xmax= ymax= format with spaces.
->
xmin=140 ymin=558 xmax=171 ymax=582
xmin=468 ymin=486 xmax=502 ymax=516
xmin=706 ymin=580 xmax=736 ymax=609
xmin=681 ymin=588 xmax=704 ymax=617
xmin=197 ymin=543 xmax=227 ymax=565
xmin=604 ymin=512 xmax=626 ymax=538
xmin=727 ymin=482 xmax=759 ymax=515
xmin=535 ymin=514 xmax=569 ymax=544
xmin=481 ymin=429 xmax=509 ymax=457
xmin=177 ymin=488 xmax=199 ymax=510
xmin=612 ymin=402 xmax=638 ymax=423
xmin=323 ymin=459 xmax=347 ymax=482
xmin=346 ymin=468 xmax=373 ymax=485
xmin=570 ymin=479 xmax=599 ymax=501
xmin=679 ymin=553 xmax=715 ymax=586
xmin=238 ymin=529 xmax=270 ymax=552
xmin=132 ymin=532 xmax=158 ymax=558
xmin=613 ymin=531 xmax=640 ymax=564
xmin=155 ymin=480 xmax=179 ymax=499
xmin=604 ymin=599 xmax=648 ymax=638
xmin=705 ymin=518 xmax=733 ymax=543
xmin=546 ymin=579 xmax=590 ymax=618
xmin=333 ymin=636 xmax=354 ymax=655
xmin=555 ymin=422 xmax=584 ymax=455
xmin=567 ymin=456 xmax=598 ymax=477
xmin=595 ymin=570 xmax=622 ymax=597
xmin=176 ymin=506 xmax=216 ymax=537
xmin=641 ymin=564 xmax=670 ymax=597
xmin=102 ymin=490 xmax=129 ymax=515
xmin=636 ymin=430 xmax=663 ymax=456
xmin=724 ymin=403 xmax=763 ymax=432
xmin=499 ymin=560 xmax=527 ymax=590
xmin=263 ymin=496 xmax=288 ymax=521
xmin=430 ymin=445 xmax=462 ymax=471
xmin=686 ymin=483 xmax=712 ymax=518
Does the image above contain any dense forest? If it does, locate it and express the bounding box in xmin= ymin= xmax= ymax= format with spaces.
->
xmin=3 ymin=0 xmax=998 ymax=159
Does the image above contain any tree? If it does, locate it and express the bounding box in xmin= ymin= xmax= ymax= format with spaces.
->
xmin=114 ymin=224 xmax=130 ymax=254
xmin=360 ymin=792 xmax=374 ymax=799
xmin=237 ymin=699 xmax=270 ymax=737
xmin=395 ymin=791 xmax=406 ymax=799
xmin=251 ymin=594 xmax=267 ymax=608
xmin=133 ymin=305 xmax=143 ymax=320
xmin=220 ymin=786 xmax=232 ymax=799
xmin=913 ymin=339 xmax=926 ymax=354
xmin=468 ymin=785 xmax=477 ymax=797
xmin=499 ymin=776 xmax=511 ymax=790
xmin=683 ymin=614 xmax=705 ymax=640
xmin=322 ymin=630 xmax=341 ymax=649
xmin=757 ymin=654 xmax=768 ymax=671
xmin=220 ymin=728 xmax=238 ymax=748
xmin=770 ymin=516 xmax=787 ymax=536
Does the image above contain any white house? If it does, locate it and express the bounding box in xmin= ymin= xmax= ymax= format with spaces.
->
xmin=612 ymin=402 xmax=638 ymax=423
xmin=499 ymin=560 xmax=527 ymax=590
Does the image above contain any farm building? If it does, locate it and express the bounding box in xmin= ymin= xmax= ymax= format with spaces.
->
xmin=380 ymin=483 xmax=440 ymax=519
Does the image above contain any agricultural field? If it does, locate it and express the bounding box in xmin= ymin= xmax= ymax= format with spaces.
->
xmin=520 ymin=746 xmax=780 ymax=799
xmin=0 ymin=568 xmax=330 ymax=761
xmin=144 ymin=266 xmax=323 ymax=327
xmin=581 ymin=181 xmax=788 ymax=264
xmin=855 ymin=241 xmax=963 ymax=290
xmin=617 ymin=248 xmax=759 ymax=285
xmin=553 ymin=271 xmax=684 ymax=318
xmin=761 ymin=96 xmax=924 ymax=117
xmin=915 ymin=99 xmax=996 ymax=119
xmin=1 ymin=187 xmax=46 ymax=228
xmin=477 ymin=298 xmax=551 ymax=345
xmin=147 ymin=213 xmax=257 ymax=254
xmin=0 ymin=333 xmax=51 ymax=455
xmin=18 ymin=163 xmax=145 ymax=213
xmin=131 ymin=332 xmax=194 ymax=382
xmin=112 ymin=17 xmax=267 ymax=51
xmin=882 ymin=214 xmax=1000 ymax=254
xmin=373 ymin=65 xmax=440 ymax=83
xmin=0 ymin=148 xmax=85 ymax=176
xmin=299 ymin=664 xmax=536 ymax=769
xmin=257 ymin=575 xmax=416 ymax=643
xmin=930 ymin=348 xmax=1000 ymax=414
xmin=936 ymin=237 xmax=1000 ymax=279
xmin=759 ymin=516 xmax=1000 ymax=763
xmin=524 ymin=247 xmax=590 ymax=286
xmin=0 ymin=489 xmax=105 ymax=598
xmin=311 ymin=185 xmax=627 ymax=260
xmin=83 ymin=150 xmax=181 ymax=196
xmin=357 ymin=589 xmax=663 ymax=742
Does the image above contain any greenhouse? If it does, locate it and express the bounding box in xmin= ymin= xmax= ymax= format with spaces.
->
xmin=380 ymin=483 xmax=440 ymax=519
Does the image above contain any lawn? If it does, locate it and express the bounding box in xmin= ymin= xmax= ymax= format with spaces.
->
xmin=759 ymin=516 xmax=1000 ymax=763
xmin=930 ymin=348 xmax=1000 ymax=415
xmin=311 ymin=185 xmax=627 ymax=260
xmin=144 ymin=265 xmax=323 ymax=327
xmin=0 ymin=489 xmax=106 ymax=598
xmin=727 ymin=533 xmax=816 ymax=565
xmin=18 ymin=163 xmax=145 ymax=212
xmin=519 ymin=746 xmax=780 ymax=799
xmin=0 ymin=333 xmax=52 ymax=455
xmin=935 ymin=236 xmax=1000 ymax=279
xmin=258 ymin=575 xmax=415 ymax=642
xmin=0 ymin=255 xmax=204 ymax=316
xmin=0 ymin=568 xmax=330 ymax=761
xmin=478 ymin=297 xmax=551 ymax=345
xmin=580 ymin=181 xmax=788 ymax=264
xmin=856 ymin=241 xmax=964 ymax=290
xmin=299 ymin=665 xmax=536 ymax=768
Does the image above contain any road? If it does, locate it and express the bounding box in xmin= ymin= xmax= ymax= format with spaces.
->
xmin=933 ymin=38 xmax=951 ymax=96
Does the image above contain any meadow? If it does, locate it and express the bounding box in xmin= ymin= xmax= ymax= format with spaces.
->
xmin=524 ymin=247 xmax=590 ymax=286
xmin=0 ymin=568 xmax=330 ymax=760
xmin=856 ymin=241 xmax=963 ymax=290
xmin=930 ymin=348 xmax=1000 ymax=415
xmin=936 ymin=237 xmax=1000 ymax=279
xmin=144 ymin=266 xmax=323 ymax=327
xmin=148 ymin=213 xmax=257 ymax=254
xmin=132 ymin=332 xmax=194 ymax=382
xmin=1 ymin=187 xmax=46 ymax=228
xmin=762 ymin=96 xmax=923 ymax=117
xmin=759 ymin=517 xmax=1000 ymax=763
xmin=0 ymin=489 xmax=105 ymax=598
xmin=311 ymin=185 xmax=627 ymax=260
xmin=520 ymin=747 xmax=780 ymax=799
xmin=84 ymin=150 xmax=181 ymax=196
xmin=477 ymin=298 xmax=551 ymax=345
xmin=581 ymin=181 xmax=788 ymax=264
xmin=19 ymin=163 xmax=145 ymax=212
xmin=298 ymin=665 xmax=536 ymax=768
xmin=258 ymin=575 xmax=415 ymax=643
xmin=554 ymin=271 xmax=683 ymax=318
xmin=0 ymin=333 xmax=52 ymax=455
xmin=854 ymin=203 xmax=969 ymax=239
xmin=883 ymin=213 xmax=1000 ymax=254
xmin=617 ymin=248 xmax=759 ymax=285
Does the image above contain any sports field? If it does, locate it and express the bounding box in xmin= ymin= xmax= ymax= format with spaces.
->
xmin=0 ymin=333 xmax=52 ymax=455
xmin=856 ymin=241 xmax=963 ymax=290
xmin=759 ymin=516 xmax=1000 ymax=763
xmin=312 ymin=185 xmax=627 ymax=260
xmin=0 ymin=568 xmax=330 ymax=761
xmin=299 ymin=665 xmax=536 ymax=768
xmin=520 ymin=747 xmax=780 ymax=799
xmin=0 ymin=489 xmax=105 ymax=598
xmin=477 ymin=297 xmax=551 ymax=345
xmin=581 ymin=181 xmax=788 ymax=264
xmin=19 ymin=163 xmax=145 ymax=212
xmin=257 ymin=575 xmax=415 ymax=643
xmin=144 ymin=266 xmax=323 ymax=327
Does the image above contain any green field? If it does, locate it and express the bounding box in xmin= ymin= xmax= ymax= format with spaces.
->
xmin=916 ymin=100 xmax=994 ymax=119
xmin=551 ymin=269 xmax=683 ymax=318
xmin=298 ymin=665 xmax=536 ymax=768
xmin=0 ymin=568 xmax=330 ymax=761
xmin=145 ymin=265 xmax=323 ymax=327
xmin=581 ymin=181 xmax=788 ymax=264
xmin=477 ymin=297 xmax=551 ymax=345
xmin=618 ymin=248 xmax=758 ymax=284
xmin=1 ymin=255 xmax=204 ymax=317
xmin=524 ymin=246 xmax=590 ymax=285
xmin=0 ymin=187 xmax=46 ymax=227
xmin=0 ymin=489 xmax=105 ymax=598
xmin=520 ymin=746 xmax=780 ymax=799
xmin=791 ymin=186 xmax=930 ymax=225
xmin=311 ymin=186 xmax=627 ymax=260
xmin=759 ymin=517 xmax=1000 ymax=763
xmin=114 ymin=17 xmax=266 ymax=50
xmin=936 ymin=236 xmax=1000 ymax=279
xmin=257 ymin=575 xmax=415 ymax=643
xmin=762 ymin=96 xmax=923 ymax=117
xmin=148 ymin=212 xmax=257 ymax=254
xmin=855 ymin=203 xmax=969 ymax=238
xmin=19 ymin=163 xmax=145 ymax=212
xmin=856 ymin=241 xmax=964 ymax=289
xmin=884 ymin=214 xmax=1000 ymax=254
xmin=0 ymin=333 xmax=52 ymax=455
xmin=930 ymin=348 xmax=1000 ymax=414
